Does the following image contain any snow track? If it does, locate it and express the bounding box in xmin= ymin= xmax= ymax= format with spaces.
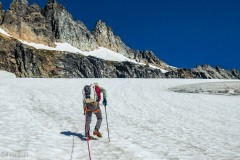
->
xmin=0 ymin=79 xmax=240 ymax=160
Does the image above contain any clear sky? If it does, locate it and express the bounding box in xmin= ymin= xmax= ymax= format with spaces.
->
xmin=1 ymin=0 xmax=240 ymax=70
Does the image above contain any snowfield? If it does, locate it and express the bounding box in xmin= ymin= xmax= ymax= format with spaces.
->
xmin=0 ymin=75 xmax=240 ymax=160
xmin=170 ymin=81 xmax=240 ymax=96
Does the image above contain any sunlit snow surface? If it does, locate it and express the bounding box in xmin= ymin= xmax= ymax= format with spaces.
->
xmin=0 ymin=78 xmax=240 ymax=160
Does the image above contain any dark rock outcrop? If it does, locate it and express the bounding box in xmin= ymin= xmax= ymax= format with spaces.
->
xmin=134 ymin=50 xmax=169 ymax=70
xmin=165 ymin=65 xmax=240 ymax=79
xmin=231 ymin=69 xmax=240 ymax=79
xmin=0 ymin=35 xmax=165 ymax=78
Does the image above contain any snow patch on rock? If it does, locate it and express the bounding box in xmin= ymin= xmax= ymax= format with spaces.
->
xmin=0 ymin=28 xmax=11 ymax=37
xmin=0 ymin=71 xmax=16 ymax=78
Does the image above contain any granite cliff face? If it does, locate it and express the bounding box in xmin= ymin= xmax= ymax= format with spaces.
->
xmin=41 ymin=0 xmax=98 ymax=50
xmin=2 ymin=0 xmax=50 ymax=44
xmin=1 ymin=0 xmax=98 ymax=50
xmin=0 ymin=0 xmax=239 ymax=79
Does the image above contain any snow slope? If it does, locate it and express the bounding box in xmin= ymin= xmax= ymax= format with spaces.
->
xmin=0 ymin=78 xmax=240 ymax=160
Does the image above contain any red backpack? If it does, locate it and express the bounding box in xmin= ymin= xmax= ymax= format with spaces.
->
xmin=95 ymin=85 xmax=101 ymax=102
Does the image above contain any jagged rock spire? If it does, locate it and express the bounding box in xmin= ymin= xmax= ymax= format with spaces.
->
xmin=92 ymin=20 xmax=113 ymax=34
xmin=0 ymin=2 xmax=3 ymax=24
xmin=45 ymin=0 xmax=56 ymax=9
xmin=47 ymin=0 xmax=56 ymax=3
xmin=22 ymin=0 xmax=28 ymax=5
xmin=21 ymin=0 xmax=29 ymax=10
xmin=93 ymin=20 xmax=107 ymax=30
xmin=8 ymin=0 xmax=28 ymax=14
xmin=42 ymin=0 xmax=58 ymax=16
xmin=9 ymin=0 xmax=18 ymax=10
xmin=92 ymin=20 xmax=131 ymax=56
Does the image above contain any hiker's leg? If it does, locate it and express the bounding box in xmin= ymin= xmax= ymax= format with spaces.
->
xmin=85 ymin=111 xmax=92 ymax=136
xmin=94 ymin=109 xmax=102 ymax=130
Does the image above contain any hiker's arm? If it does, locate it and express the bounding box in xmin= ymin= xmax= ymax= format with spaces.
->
xmin=100 ymin=87 xmax=107 ymax=99
xmin=100 ymin=87 xmax=107 ymax=106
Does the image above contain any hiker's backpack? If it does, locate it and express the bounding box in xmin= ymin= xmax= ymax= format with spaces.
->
xmin=83 ymin=84 xmax=101 ymax=104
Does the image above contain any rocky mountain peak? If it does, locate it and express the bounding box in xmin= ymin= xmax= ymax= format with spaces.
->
xmin=8 ymin=0 xmax=27 ymax=10
xmin=21 ymin=0 xmax=29 ymax=15
xmin=93 ymin=20 xmax=109 ymax=33
xmin=9 ymin=0 xmax=18 ymax=10
xmin=47 ymin=0 xmax=56 ymax=3
xmin=43 ymin=0 xmax=61 ymax=11
xmin=92 ymin=20 xmax=131 ymax=56
xmin=28 ymin=3 xmax=41 ymax=12
xmin=21 ymin=0 xmax=28 ymax=7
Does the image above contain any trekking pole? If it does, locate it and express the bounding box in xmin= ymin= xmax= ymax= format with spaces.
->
xmin=104 ymin=105 xmax=111 ymax=142
xmin=85 ymin=112 xmax=92 ymax=160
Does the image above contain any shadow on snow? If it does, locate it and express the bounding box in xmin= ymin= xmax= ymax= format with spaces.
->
xmin=60 ymin=131 xmax=86 ymax=141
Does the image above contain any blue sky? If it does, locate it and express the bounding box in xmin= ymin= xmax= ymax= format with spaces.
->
xmin=1 ymin=0 xmax=240 ymax=70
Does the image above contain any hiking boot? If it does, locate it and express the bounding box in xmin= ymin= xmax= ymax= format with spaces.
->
xmin=93 ymin=129 xmax=102 ymax=138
